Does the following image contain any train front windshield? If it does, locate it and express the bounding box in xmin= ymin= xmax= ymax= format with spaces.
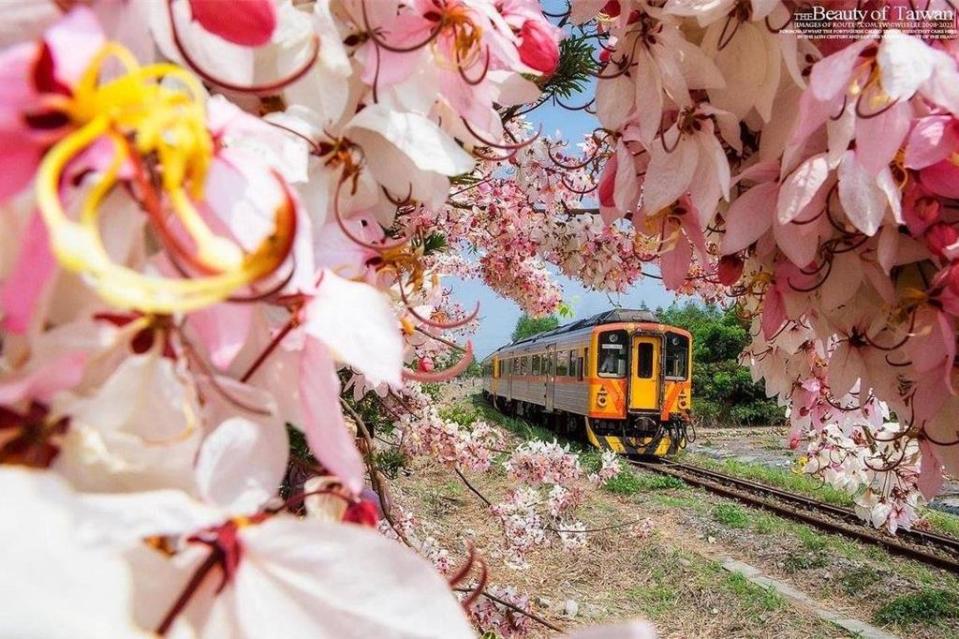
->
xmin=598 ymin=330 xmax=628 ymax=377
xmin=664 ymin=332 xmax=689 ymax=379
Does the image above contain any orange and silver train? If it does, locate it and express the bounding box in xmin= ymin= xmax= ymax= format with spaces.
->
xmin=481 ymin=309 xmax=692 ymax=457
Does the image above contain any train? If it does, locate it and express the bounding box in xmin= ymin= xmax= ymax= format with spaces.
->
xmin=481 ymin=309 xmax=692 ymax=457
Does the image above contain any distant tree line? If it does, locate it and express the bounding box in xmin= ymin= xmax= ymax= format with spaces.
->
xmin=658 ymin=302 xmax=785 ymax=427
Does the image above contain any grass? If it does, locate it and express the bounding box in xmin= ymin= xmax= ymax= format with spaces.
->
xmin=651 ymin=493 xmax=706 ymax=510
xmin=873 ymin=588 xmax=959 ymax=626
xmin=626 ymin=546 xmax=787 ymax=625
xmin=713 ymin=503 xmax=750 ymax=528
xmin=783 ymin=552 xmax=828 ymax=573
xmin=627 ymin=583 xmax=679 ymax=616
xmin=604 ymin=469 xmax=687 ymax=495
xmin=723 ymin=572 xmax=784 ymax=614
xmin=924 ymin=509 xmax=959 ymax=538
xmin=839 ymin=566 xmax=882 ymax=595
xmin=684 ymin=453 xmax=854 ymax=507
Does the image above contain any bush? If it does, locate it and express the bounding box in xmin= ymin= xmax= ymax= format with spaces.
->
xmin=873 ymin=588 xmax=959 ymax=626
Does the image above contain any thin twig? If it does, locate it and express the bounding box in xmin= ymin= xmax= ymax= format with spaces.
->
xmin=415 ymin=326 xmax=468 ymax=352
xmin=454 ymin=467 xmax=492 ymax=507
xmin=454 ymin=587 xmax=564 ymax=633
xmin=340 ymin=399 xmax=412 ymax=546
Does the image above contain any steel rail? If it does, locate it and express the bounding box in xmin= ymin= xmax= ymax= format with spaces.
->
xmin=629 ymin=458 xmax=959 ymax=574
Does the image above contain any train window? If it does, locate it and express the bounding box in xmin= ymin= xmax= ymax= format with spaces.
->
xmin=598 ymin=330 xmax=628 ymax=378
xmin=637 ymin=343 xmax=654 ymax=378
xmin=577 ymin=355 xmax=584 ymax=380
xmin=521 ymin=356 xmax=529 ymax=375
xmin=664 ymin=333 xmax=689 ymax=379
xmin=532 ymin=354 xmax=541 ymax=375
xmin=556 ymin=351 xmax=568 ymax=376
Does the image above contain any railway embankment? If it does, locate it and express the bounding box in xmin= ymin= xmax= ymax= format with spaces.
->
xmin=385 ymin=392 xmax=959 ymax=639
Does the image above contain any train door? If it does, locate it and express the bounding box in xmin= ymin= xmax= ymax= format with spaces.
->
xmin=545 ymin=344 xmax=556 ymax=411
xmin=630 ymin=335 xmax=660 ymax=411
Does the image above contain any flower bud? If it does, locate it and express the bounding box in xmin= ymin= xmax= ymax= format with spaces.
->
xmin=518 ymin=20 xmax=560 ymax=75
xmin=189 ymin=0 xmax=276 ymax=47
xmin=602 ymin=1 xmax=622 ymax=17
xmin=925 ymin=222 xmax=958 ymax=258
xmin=343 ymin=500 xmax=379 ymax=527
xmin=717 ymin=255 xmax=744 ymax=286
xmin=914 ymin=196 xmax=942 ymax=226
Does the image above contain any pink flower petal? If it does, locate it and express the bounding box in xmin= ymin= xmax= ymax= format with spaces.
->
xmin=189 ymin=303 xmax=253 ymax=370
xmin=905 ymin=116 xmax=958 ymax=169
xmin=1 ymin=210 xmax=55 ymax=333
xmin=920 ymin=160 xmax=959 ymax=198
xmin=0 ymin=351 xmax=86 ymax=406
xmin=660 ymin=232 xmax=692 ymax=291
xmin=854 ymin=100 xmax=911 ymax=176
xmin=0 ymin=130 xmax=43 ymax=201
xmin=298 ymin=336 xmax=364 ymax=494
xmin=722 ymin=182 xmax=777 ymax=254
xmin=917 ymin=438 xmax=944 ymax=500
xmin=45 ymin=6 xmax=104 ymax=86
xmin=809 ymin=39 xmax=873 ymax=102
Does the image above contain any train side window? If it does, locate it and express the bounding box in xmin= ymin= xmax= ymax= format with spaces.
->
xmin=556 ymin=351 xmax=568 ymax=376
xmin=637 ymin=343 xmax=654 ymax=378
xmin=532 ymin=354 xmax=541 ymax=375
xmin=577 ymin=354 xmax=585 ymax=381
xmin=664 ymin=333 xmax=689 ymax=379
xmin=521 ymin=356 xmax=528 ymax=375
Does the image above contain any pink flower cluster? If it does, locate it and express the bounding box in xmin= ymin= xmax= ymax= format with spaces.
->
xmin=398 ymin=407 xmax=504 ymax=473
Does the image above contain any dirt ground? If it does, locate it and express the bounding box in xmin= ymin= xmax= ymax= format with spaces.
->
xmin=387 ymin=389 xmax=959 ymax=639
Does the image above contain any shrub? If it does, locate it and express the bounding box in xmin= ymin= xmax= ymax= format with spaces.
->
xmin=712 ymin=503 xmax=750 ymax=528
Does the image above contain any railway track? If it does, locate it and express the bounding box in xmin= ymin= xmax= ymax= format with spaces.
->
xmin=630 ymin=458 xmax=959 ymax=574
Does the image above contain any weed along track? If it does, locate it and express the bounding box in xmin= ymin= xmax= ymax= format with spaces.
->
xmin=630 ymin=459 xmax=959 ymax=574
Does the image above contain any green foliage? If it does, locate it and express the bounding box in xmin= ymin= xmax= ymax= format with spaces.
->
xmin=603 ymin=470 xmax=643 ymax=495
xmin=373 ymin=449 xmax=408 ymax=479
xmin=539 ymin=35 xmax=598 ymax=100
xmin=659 ymin=302 xmax=785 ymax=426
xmin=712 ymin=503 xmax=750 ymax=528
xmin=839 ymin=567 xmax=881 ymax=595
xmin=511 ymin=313 xmax=560 ymax=342
xmin=783 ymin=551 xmax=828 ymax=573
xmin=438 ymin=403 xmax=481 ymax=427
xmin=873 ymin=588 xmax=959 ymax=626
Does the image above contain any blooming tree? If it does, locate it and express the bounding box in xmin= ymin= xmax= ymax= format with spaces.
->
xmin=0 ymin=0 xmax=958 ymax=636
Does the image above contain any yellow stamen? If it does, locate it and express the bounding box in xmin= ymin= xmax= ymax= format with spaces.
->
xmin=35 ymin=44 xmax=294 ymax=313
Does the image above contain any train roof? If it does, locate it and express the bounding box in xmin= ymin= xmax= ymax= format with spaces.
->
xmin=504 ymin=308 xmax=659 ymax=350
